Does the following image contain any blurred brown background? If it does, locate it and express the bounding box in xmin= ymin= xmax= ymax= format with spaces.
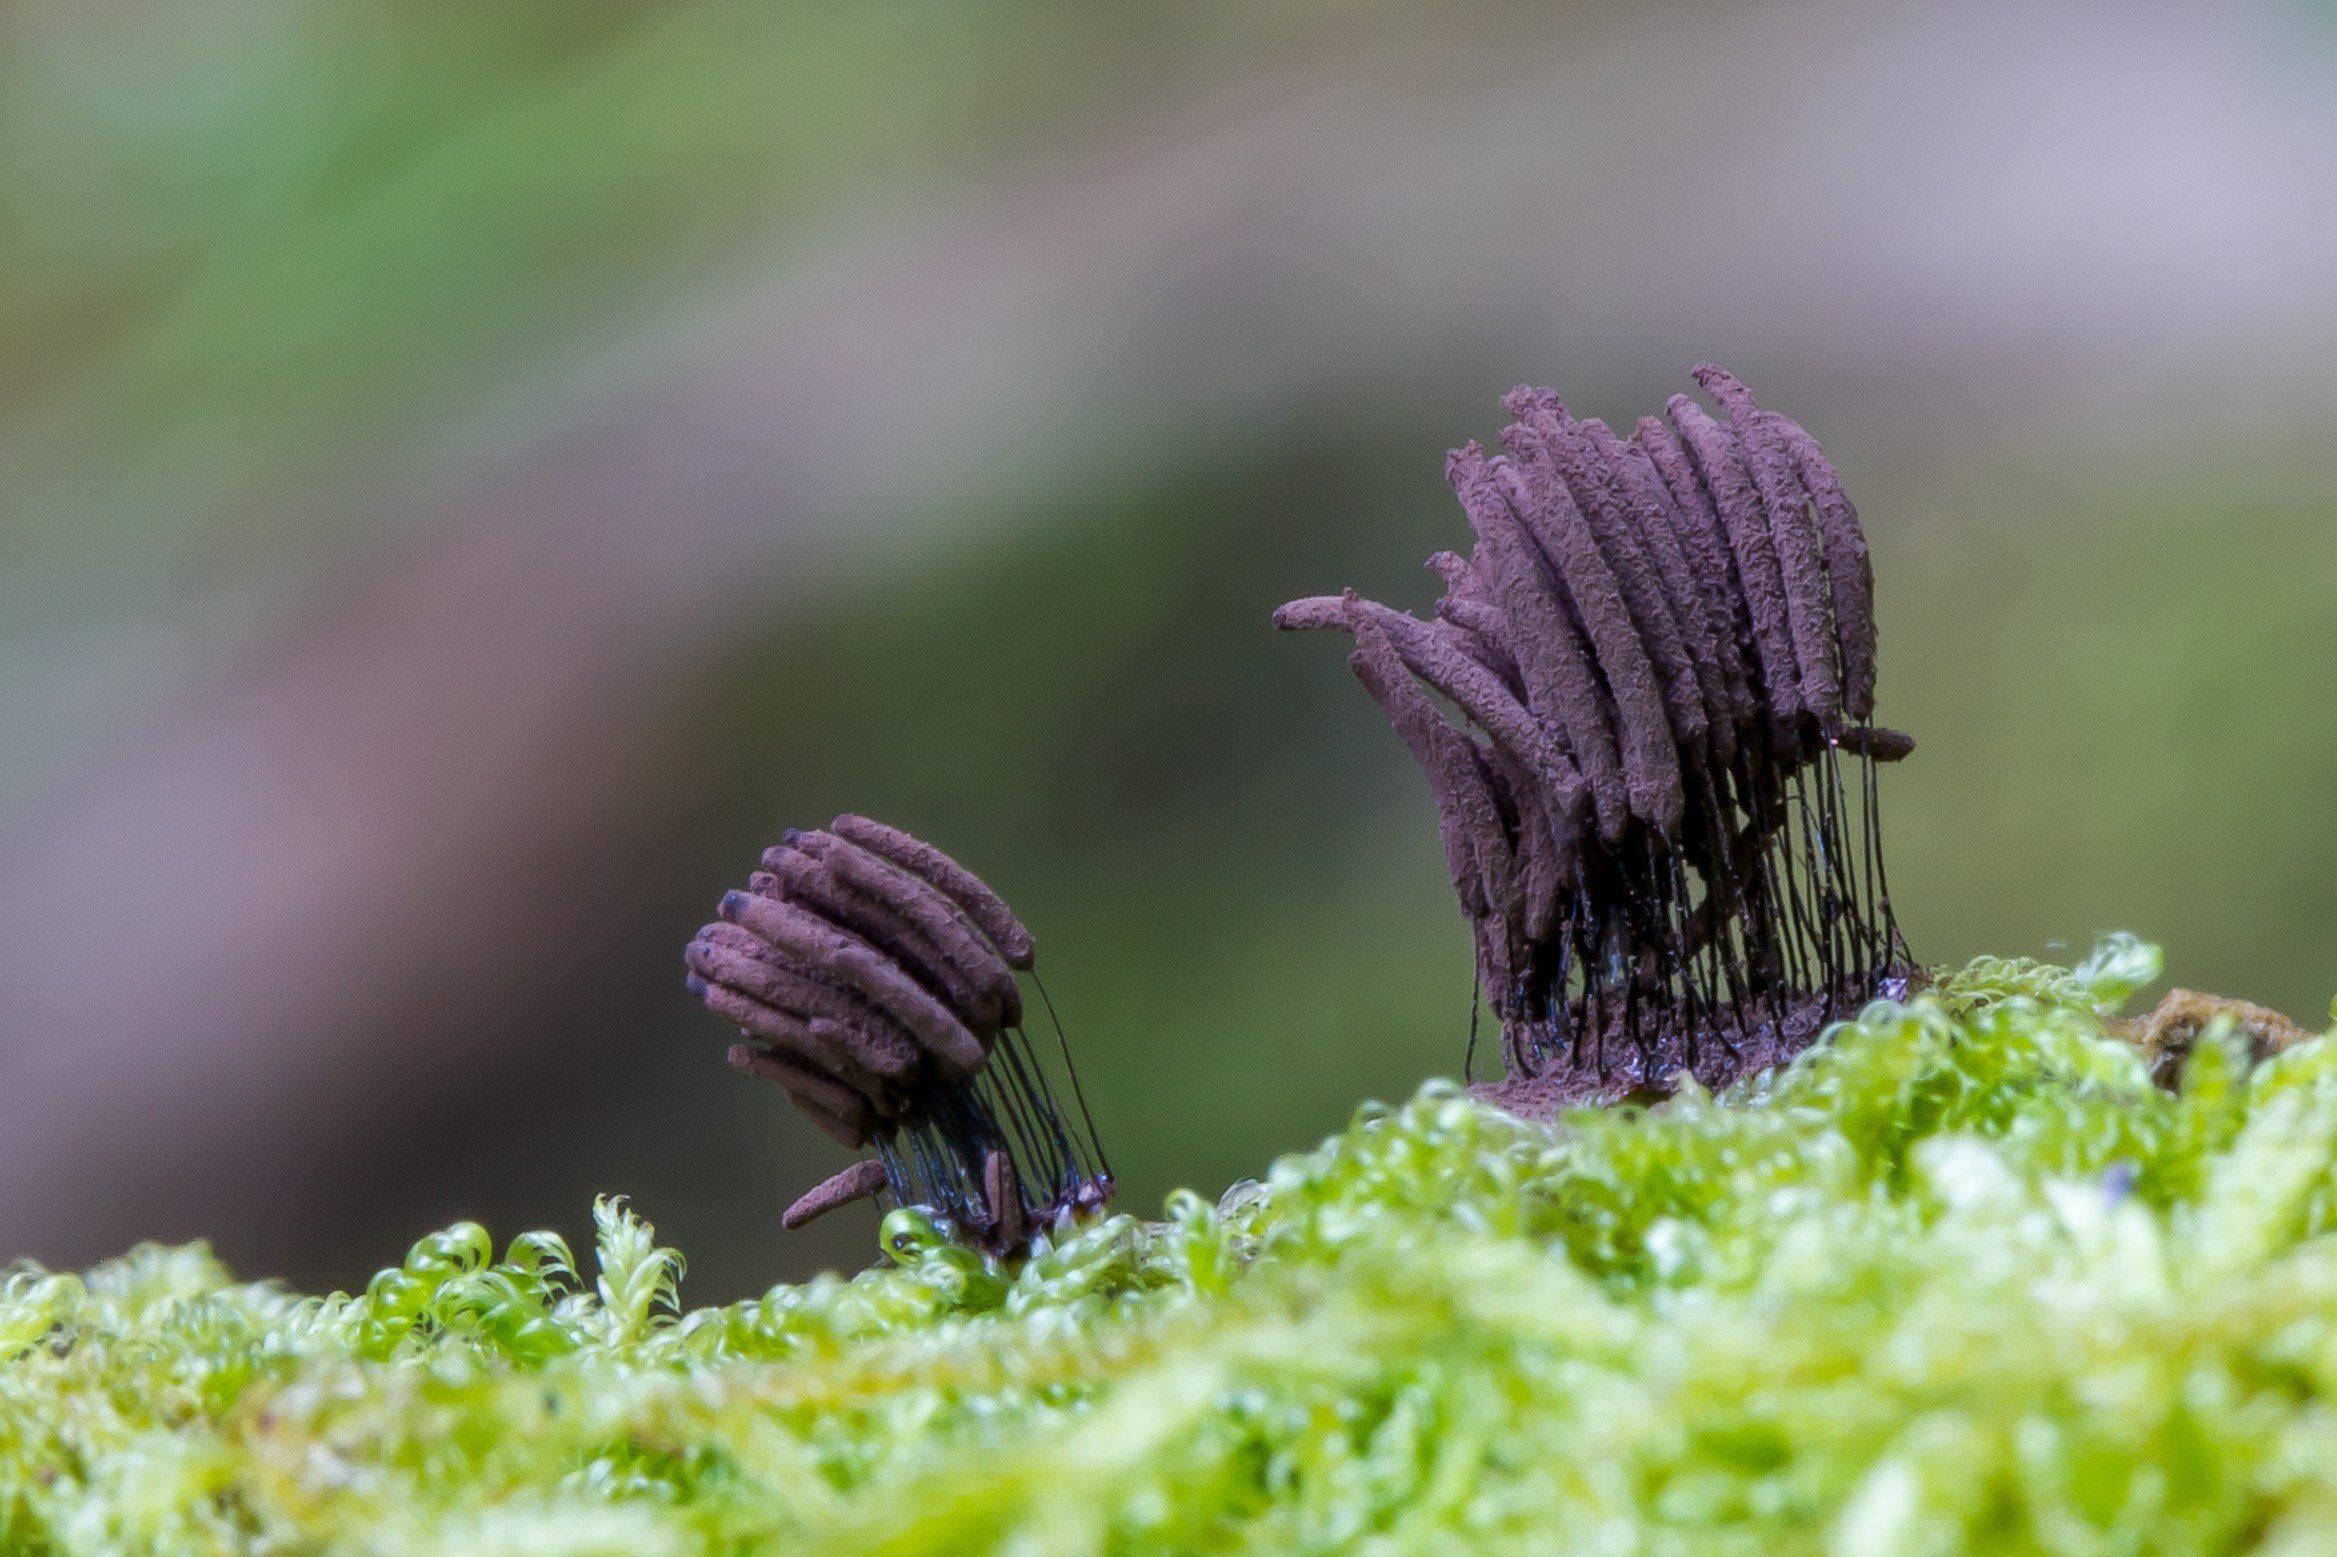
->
xmin=3 ymin=0 xmax=2334 ymax=1300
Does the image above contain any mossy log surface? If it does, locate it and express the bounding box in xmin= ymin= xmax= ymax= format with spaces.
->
xmin=8 ymin=936 xmax=2337 ymax=1554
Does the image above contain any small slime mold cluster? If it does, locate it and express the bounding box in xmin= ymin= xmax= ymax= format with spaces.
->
xmin=685 ymin=814 xmax=1109 ymax=1254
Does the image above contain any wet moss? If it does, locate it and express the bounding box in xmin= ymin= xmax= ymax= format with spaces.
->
xmin=6 ymin=936 xmax=2337 ymax=1553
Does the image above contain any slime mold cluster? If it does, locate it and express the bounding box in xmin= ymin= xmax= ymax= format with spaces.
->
xmin=1280 ymin=365 xmax=1915 ymax=1112
xmin=685 ymin=814 xmax=1109 ymax=1254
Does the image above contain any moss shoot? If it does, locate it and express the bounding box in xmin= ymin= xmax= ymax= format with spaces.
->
xmin=10 ymin=937 xmax=2337 ymax=1553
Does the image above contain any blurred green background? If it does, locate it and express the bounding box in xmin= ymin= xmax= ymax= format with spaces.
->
xmin=3 ymin=0 xmax=2334 ymax=1300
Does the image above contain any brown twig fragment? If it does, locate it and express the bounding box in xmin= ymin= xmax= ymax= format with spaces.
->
xmin=2112 ymin=988 xmax=2317 ymax=1090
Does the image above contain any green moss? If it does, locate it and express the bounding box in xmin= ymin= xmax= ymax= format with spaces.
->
xmin=10 ymin=938 xmax=2337 ymax=1552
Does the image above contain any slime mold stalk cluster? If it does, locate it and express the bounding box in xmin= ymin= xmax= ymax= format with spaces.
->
xmin=1278 ymin=365 xmax=1914 ymax=1112
xmin=685 ymin=814 xmax=1109 ymax=1254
